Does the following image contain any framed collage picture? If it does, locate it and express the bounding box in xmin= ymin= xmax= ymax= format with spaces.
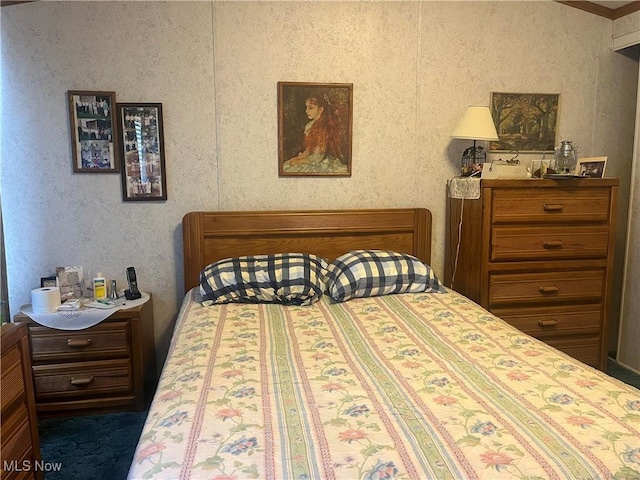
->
xmin=278 ymin=82 xmax=353 ymax=177
xmin=117 ymin=103 xmax=167 ymax=201
xmin=67 ymin=90 xmax=118 ymax=173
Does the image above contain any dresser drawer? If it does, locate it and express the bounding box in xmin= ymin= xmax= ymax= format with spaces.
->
xmin=544 ymin=337 xmax=601 ymax=367
xmin=489 ymin=270 xmax=604 ymax=307
xmin=29 ymin=321 xmax=129 ymax=362
xmin=1 ymin=410 xmax=33 ymax=474
xmin=1 ymin=348 xmax=25 ymax=411
xmin=33 ymin=359 xmax=132 ymax=400
xmin=491 ymin=187 xmax=612 ymax=224
xmin=491 ymin=225 xmax=610 ymax=261
xmin=494 ymin=304 xmax=601 ymax=338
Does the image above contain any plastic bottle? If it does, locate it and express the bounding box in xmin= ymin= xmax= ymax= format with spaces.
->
xmin=93 ymin=273 xmax=107 ymax=300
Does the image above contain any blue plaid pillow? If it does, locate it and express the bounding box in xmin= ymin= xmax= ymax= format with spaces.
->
xmin=325 ymin=250 xmax=441 ymax=302
xmin=200 ymin=253 xmax=327 ymax=306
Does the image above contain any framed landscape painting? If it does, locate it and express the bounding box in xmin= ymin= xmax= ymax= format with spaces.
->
xmin=68 ymin=90 xmax=118 ymax=173
xmin=278 ymin=82 xmax=353 ymax=177
xmin=490 ymin=92 xmax=559 ymax=153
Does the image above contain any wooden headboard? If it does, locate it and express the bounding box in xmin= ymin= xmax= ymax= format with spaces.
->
xmin=182 ymin=208 xmax=432 ymax=292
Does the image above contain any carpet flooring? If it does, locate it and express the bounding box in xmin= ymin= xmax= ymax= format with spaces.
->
xmin=38 ymin=410 xmax=147 ymax=480
xmin=38 ymin=359 xmax=640 ymax=480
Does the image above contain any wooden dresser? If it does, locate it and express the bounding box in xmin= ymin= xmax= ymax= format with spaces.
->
xmin=14 ymin=297 xmax=156 ymax=418
xmin=1 ymin=322 xmax=43 ymax=480
xmin=444 ymin=178 xmax=618 ymax=370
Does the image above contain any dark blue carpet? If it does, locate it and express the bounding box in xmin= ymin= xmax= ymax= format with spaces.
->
xmin=38 ymin=411 xmax=147 ymax=480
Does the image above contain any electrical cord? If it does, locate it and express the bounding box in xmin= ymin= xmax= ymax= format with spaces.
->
xmin=448 ymin=170 xmax=481 ymax=289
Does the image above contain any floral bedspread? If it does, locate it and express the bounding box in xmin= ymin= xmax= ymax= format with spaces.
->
xmin=128 ymin=288 xmax=640 ymax=480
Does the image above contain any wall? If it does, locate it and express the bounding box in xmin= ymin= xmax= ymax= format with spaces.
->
xmin=1 ymin=1 xmax=637 ymax=370
xmin=615 ymin=11 xmax=640 ymax=373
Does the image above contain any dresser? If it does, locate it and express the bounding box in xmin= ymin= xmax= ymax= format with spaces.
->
xmin=444 ymin=178 xmax=618 ymax=370
xmin=1 ymin=322 xmax=43 ymax=480
xmin=14 ymin=297 xmax=156 ymax=418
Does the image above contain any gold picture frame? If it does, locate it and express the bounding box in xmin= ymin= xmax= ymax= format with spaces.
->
xmin=278 ymin=82 xmax=353 ymax=177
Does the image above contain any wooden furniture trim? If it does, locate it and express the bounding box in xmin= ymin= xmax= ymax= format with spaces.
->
xmin=1 ymin=322 xmax=43 ymax=480
xmin=183 ymin=208 xmax=432 ymax=292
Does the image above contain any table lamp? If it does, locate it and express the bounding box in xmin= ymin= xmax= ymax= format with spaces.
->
xmin=451 ymin=106 xmax=499 ymax=176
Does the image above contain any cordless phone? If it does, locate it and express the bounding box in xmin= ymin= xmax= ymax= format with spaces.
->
xmin=125 ymin=266 xmax=142 ymax=300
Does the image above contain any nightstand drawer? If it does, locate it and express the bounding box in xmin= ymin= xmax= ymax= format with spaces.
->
xmin=29 ymin=321 xmax=129 ymax=362
xmin=33 ymin=359 xmax=132 ymax=400
xmin=491 ymin=187 xmax=612 ymax=224
xmin=494 ymin=304 xmax=601 ymax=337
xmin=491 ymin=225 xmax=610 ymax=261
xmin=489 ymin=270 xmax=604 ymax=307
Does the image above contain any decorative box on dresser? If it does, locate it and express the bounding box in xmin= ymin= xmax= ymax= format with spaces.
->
xmin=14 ymin=296 xmax=156 ymax=418
xmin=1 ymin=322 xmax=43 ymax=480
xmin=444 ymin=178 xmax=619 ymax=370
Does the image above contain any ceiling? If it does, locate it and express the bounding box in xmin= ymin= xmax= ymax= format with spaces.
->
xmin=590 ymin=1 xmax=635 ymax=7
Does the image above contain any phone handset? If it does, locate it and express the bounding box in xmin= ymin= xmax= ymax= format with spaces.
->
xmin=125 ymin=267 xmax=142 ymax=300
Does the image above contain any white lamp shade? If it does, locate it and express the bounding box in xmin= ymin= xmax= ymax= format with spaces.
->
xmin=451 ymin=106 xmax=499 ymax=141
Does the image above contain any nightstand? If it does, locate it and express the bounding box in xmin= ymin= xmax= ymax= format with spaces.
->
xmin=445 ymin=178 xmax=618 ymax=370
xmin=14 ymin=296 xmax=156 ymax=418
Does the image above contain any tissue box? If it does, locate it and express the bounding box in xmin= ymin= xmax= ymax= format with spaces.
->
xmin=481 ymin=162 xmax=528 ymax=179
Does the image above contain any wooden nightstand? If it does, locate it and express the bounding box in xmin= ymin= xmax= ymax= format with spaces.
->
xmin=445 ymin=178 xmax=618 ymax=370
xmin=1 ymin=322 xmax=43 ymax=480
xmin=14 ymin=296 xmax=156 ymax=418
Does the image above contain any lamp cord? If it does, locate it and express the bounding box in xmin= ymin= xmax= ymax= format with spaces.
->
xmin=450 ymin=196 xmax=464 ymax=288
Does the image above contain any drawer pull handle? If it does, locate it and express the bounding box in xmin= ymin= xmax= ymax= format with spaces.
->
xmin=543 ymin=204 xmax=564 ymax=212
xmin=538 ymin=319 xmax=559 ymax=327
xmin=539 ymin=285 xmax=559 ymax=294
xmin=69 ymin=376 xmax=94 ymax=386
xmin=543 ymin=240 xmax=564 ymax=249
xmin=67 ymin=338 xmax=92 ymax=348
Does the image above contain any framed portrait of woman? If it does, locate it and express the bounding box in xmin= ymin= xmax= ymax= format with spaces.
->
xmin=278 ymin=82 xmax=353 ymax=177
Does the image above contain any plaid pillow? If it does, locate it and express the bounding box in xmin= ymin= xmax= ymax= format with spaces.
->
xmin=200 ymin=253 xmax=327 ymax=306
xmin=325 ymin=249 xmax=441 ymax=302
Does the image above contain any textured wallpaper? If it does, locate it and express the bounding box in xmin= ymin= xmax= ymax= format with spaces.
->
xmin=1 ymin=1 xmax=638 ymax=368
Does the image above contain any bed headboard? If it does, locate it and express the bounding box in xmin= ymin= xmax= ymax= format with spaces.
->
xmin=182 ymin=208 xmax=432 ymax=292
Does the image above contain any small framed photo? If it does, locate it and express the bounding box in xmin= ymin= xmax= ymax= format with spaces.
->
xmin=575 ymin=156 xmax=607 ymax=178
xmin=117 ymin=103 xmax=167 ymax=201
xmin=40 ymin=276 xmax=57 ymax=288
xmin=278 ymin=82 xmax=353 ymax=177
xmin=68 ymin=91 xmax=119 ymax=173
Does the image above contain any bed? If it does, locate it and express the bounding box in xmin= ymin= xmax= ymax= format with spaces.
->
xmin=128 ymin=208 xmax=640 ymax=480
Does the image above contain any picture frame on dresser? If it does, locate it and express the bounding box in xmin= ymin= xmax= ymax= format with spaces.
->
xmin=67 ymin=90 xmax=119 ymax=173
xmin=278 ymin=82 xmax=353 ymax=177
xmin=117 ymin=103 xmax=167 ymax=201
xmin=576 ymin=156 xmax=607 ymax=178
